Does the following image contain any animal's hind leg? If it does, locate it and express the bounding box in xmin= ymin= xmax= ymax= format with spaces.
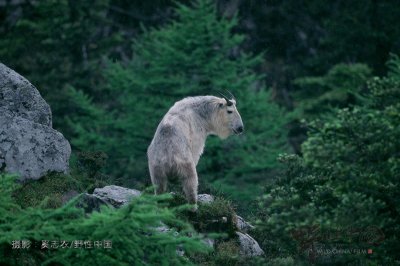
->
xmin=154 ymin=177 xmax=167 ymax=195
xmin=178 ymin=162 xmax=198 ymax=209
xmin=149 ymin=165 xmax=168 ymax=195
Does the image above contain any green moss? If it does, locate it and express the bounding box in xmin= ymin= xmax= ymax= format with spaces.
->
xmin=167 ymin=193 xmax=237 ymax=235
xmin=191 ymin=239 xmax=240 ymax=266
xmin=194 ymin=198 xmax=237 ymax=236
xmin=12 ymin=172 xmax=83 ymax=208
xmin=213 ymin=240 xmax=240 ymax=265
xmin=11 ymin=150 xmax=113 ymax=209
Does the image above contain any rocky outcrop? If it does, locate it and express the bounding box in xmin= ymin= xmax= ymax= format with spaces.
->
xmin=196 ymin=193 xmax=263 ymax=257
xmin=0 ymin=63 xmax=71 ymax=180
xmin=78 ymin=185 xmax=264 ymax=257
xmin=236 ymin=232 xmax=264 ymax=257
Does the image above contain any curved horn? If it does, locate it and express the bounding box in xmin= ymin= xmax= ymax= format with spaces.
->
xmin=218 ymin=91 xmax=233 ymax=106
xmin=226 ymin=90 xmax=235 ymax=101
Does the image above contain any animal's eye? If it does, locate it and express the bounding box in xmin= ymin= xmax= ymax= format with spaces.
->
xmin=227 ymin=110 xmax=233 ymax=114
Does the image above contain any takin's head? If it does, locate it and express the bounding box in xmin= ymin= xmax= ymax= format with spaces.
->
xmin=212 ymin=95 xmax=244 ymax=139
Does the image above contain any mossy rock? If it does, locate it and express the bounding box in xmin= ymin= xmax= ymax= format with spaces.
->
xmin=12 ymin=172 xmax=83 ymax=208
xmin=194 ymin=197 xmax=237 ymax=236
xmin=168 ymin=193 xmax=237 ymax=236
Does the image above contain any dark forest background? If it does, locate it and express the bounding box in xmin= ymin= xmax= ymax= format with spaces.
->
xmin=1 ymin=0 xmax=399 ymax=265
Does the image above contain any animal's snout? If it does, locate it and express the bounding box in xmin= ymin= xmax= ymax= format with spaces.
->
xmin=235 ymin=125 xmax=244 ymax=134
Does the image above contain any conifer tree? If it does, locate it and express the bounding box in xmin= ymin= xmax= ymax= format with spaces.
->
xmin=255 ymin=55 xmax=400 ymax=265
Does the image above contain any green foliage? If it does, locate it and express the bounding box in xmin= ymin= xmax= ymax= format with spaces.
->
xmin=387 ymin=53 xmax=400 ymax=80
xmin=63 ymin=86 xmax=114 ymax=148
xmin=75 ymin=151 xmax=108 ymax=178
xmin=68 ymin=0 xmax=290 ymax=208
xmin=255 ymin=58 xmax=400 ymax=264
xmin=1 ymin=174 xmax=208 ymax=265
xmin=293 ymin=63 xmax=372 ymax=117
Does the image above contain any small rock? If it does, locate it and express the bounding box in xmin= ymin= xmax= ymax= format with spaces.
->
xmin=152 ymin=223 xmax=185 ymax=257
xmin=202 ymin=238 xmax=215 ymax=249
xmin=236 ymin=231 xmax=264 ymax=257
xmin=197 ymin=194 xmax=214 ymax=204
xmin=76 ymin=193 xmax=110 ymax=213
xmin=236 ymin=215 xmax=255 ymax=232
xmin=154 ymin=223 xmax=171 ymax=233
xmin=176 ymin=245 xmax=185 ymax=256
xmin=93 ymin=185 xmax=141 ymax=208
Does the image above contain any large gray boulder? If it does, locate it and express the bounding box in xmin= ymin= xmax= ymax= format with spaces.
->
xmin=0 ymin=63 xmax=52 ymax=127
xmin=0 ymin=63 xmax=71 ymax=180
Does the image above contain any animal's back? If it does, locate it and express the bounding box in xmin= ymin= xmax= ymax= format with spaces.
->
xmin=147 ymin=111 xmax=192 ymax=178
